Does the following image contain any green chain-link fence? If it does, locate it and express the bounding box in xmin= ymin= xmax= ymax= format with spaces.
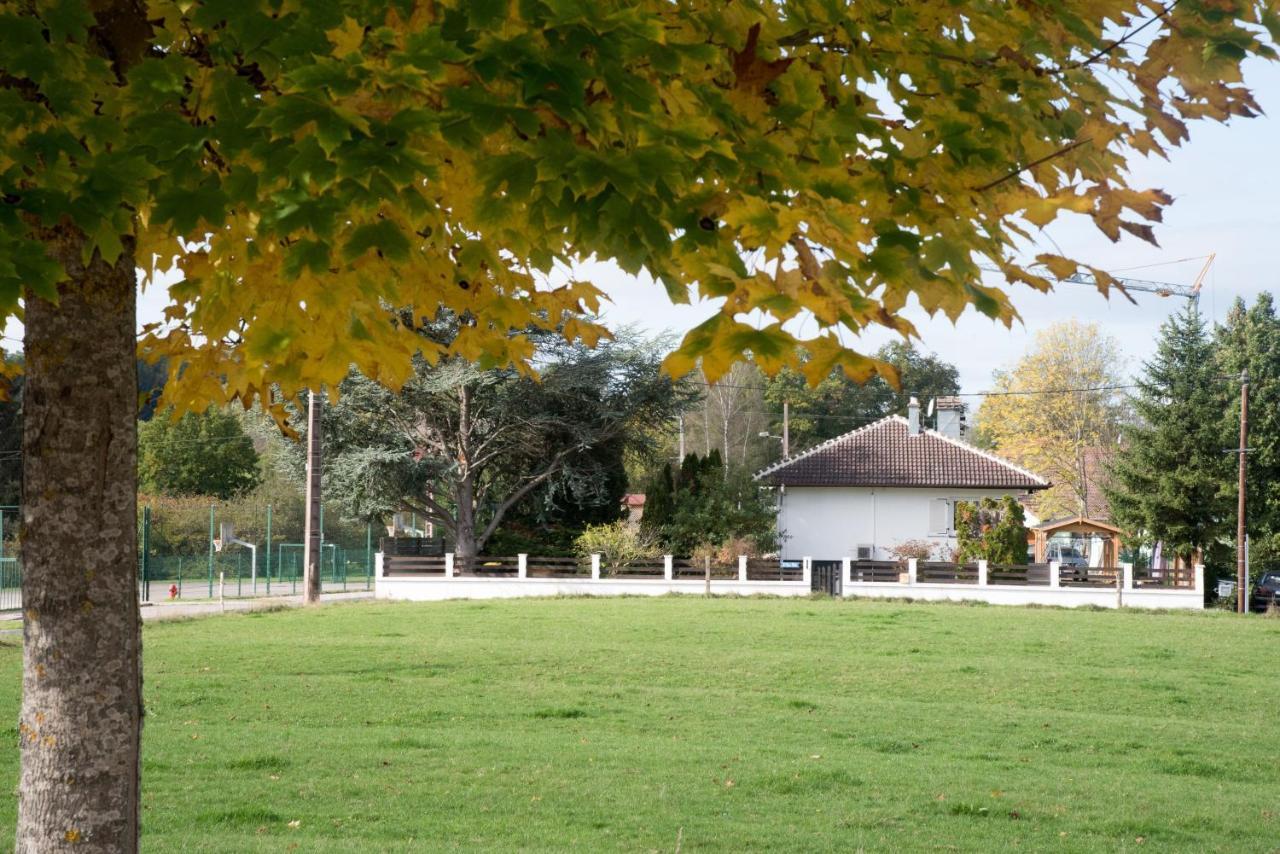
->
xmin=0 ymin=503 xmax=376 ymax=610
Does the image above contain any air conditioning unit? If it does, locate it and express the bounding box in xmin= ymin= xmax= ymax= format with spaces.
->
xmin=856 ymin=545 xmax=874 ymax=561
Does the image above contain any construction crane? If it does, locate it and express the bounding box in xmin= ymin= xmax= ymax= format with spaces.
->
xmin=981 ymin=253 xmax=1215 ymax=306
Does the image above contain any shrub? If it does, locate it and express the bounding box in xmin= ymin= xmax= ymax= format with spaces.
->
xmin=573 ymin=521 xmax=660 ymax=573
xmin=955 ymin=496 xmax=1029 ymax=564
xmin=888 ymin=539 xmax=936 ymax=565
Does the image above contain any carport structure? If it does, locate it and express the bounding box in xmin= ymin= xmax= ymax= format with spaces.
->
xmin=1031 ymin=516 xmax=1124 ymax=567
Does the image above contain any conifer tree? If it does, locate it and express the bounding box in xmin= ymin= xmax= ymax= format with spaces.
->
xmin=1106 ymin=304 xmax=1228 ymax=565
xmin=1215 ymin=295 xmax=1280 ymax=572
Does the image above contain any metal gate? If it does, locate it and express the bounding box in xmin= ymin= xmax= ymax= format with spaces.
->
xmin=811 ymin=560 xmax=842 ymax=596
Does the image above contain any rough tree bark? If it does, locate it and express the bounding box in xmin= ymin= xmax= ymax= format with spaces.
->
xmin=453 ymin=476 xmax=478 ymax=570
xmin=16 ymin=232 xmax=142 ymax=851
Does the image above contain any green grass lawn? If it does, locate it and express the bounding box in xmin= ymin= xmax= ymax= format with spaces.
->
xmin=1 ymin=597 xmax=1278 ymax=851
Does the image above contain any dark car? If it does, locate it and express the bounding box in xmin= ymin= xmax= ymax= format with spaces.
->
xmin=1252 ymin=571 xmax=1280 ymax=612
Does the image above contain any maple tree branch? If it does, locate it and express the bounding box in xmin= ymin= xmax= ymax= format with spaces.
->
xmin=789 ymin=234 xmax=822 ymax=280
xmin=1059 ymin=1 xmax=1179 ymax=72
xmin=973 ymin=137 xmax=1093 ymax=193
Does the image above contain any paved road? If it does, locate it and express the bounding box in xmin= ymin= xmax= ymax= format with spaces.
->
xmin=0 ymin=588 xmax=375 ymax=630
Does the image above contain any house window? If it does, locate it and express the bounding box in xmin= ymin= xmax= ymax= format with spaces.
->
xmin=929 ymin=498 xmax=953 ymax=536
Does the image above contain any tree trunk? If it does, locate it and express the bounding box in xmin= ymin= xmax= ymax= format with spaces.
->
xmin=453 ymin=476 xmax=478 ymax=572
xmin=17 ymin=233 xmax=142 ymax=851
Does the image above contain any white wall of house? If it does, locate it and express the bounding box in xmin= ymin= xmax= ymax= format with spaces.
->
xmin=777 ymin=486 xmax=1023 ymax=561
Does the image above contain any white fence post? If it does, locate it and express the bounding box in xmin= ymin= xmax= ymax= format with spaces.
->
xmin=444 ymin=552 xmax=454 ymax=578
xmin=738 ymin=555 xmax=748 ymax=582
xmin=517 ymin=553 xmax=527 ymax=579
xmin=1194 ymin=563 xmax=1204 ymax=595
xmin=841 ymin=557 xmax=852 ymax=591
xmin=591 ymin=553 xmax=601 ymax=580
xmin=1049 ymin=560 xmax=1061 ymax=588
xmin=977 ymin=559 xmax=988 ymax=587
xmin=907 ymin=558 xmax=918 ymax=586
xmin=801 ymin=556 xmax=812 ymax=587
xmin=375 ymin=551 xmax=384 ymax=580
xmin=1122 ymin=562 xmax=1134 ymax=590
xmin=663 ymin=555 xmax=673 ymax=581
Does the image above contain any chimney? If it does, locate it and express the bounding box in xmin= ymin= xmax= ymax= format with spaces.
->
xmin=935 ymin=396 xmax=967 ymax=440
xmin=907 ymin=396 xmax=920 ymax=435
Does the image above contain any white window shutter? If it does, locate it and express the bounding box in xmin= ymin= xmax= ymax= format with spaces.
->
xmin=929 ymin=499 xmax=950 ymax=535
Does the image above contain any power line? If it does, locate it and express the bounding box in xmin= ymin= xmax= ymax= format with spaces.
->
xmin=682 ymin=374 xmax=1243 ymax=399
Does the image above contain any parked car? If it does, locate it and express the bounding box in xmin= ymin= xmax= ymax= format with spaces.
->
xmin=1047 ymin=543 xmax=1089 ymax=568
xmin=1251 ymin=571 xmax=1280 ymax=612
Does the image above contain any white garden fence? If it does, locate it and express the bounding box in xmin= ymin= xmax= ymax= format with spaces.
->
xmin=374 ymin=553 xmax=1204 ymax=610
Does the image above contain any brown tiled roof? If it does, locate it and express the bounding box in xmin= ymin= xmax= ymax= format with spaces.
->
xmin=756 ymin=416 xmax=1049 ymax=490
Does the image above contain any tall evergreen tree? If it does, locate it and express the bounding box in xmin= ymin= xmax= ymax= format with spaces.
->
xmin=640 ymin=464 xmax=676 ymax=534
xmin=1215 ymin=295 xmax=1280 ymax=573
xmin=1106 ymin=305 xmax=1228 ymax=566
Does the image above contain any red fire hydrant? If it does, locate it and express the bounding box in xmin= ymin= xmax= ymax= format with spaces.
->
xmin=169 ymin=584 xmax=179 ymax=600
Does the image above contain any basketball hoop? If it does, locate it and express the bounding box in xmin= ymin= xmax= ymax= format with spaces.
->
xmin=214 ymin=521 xmax=235 ymax=553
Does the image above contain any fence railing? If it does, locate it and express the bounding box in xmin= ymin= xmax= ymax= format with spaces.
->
xmin=138 ymin=546 xmax=375 ymax=602
xmin=382 ymin=553 xmax=806 ymax=583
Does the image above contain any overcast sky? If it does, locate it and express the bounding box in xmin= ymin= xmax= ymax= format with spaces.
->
xmin=6 ymin=60 xmax=1277 ymax=397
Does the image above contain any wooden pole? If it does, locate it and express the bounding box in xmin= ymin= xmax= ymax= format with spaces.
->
xmin=303 ymin=390 xmax=323 ymax=605
xmin=783 ymin=399 xmax=790 ymax=458
xmin=1237 ymin=371 xmax=1249 ymax=614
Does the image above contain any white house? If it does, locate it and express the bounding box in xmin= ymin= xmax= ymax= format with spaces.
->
xmin=755 ymin=398 xmax=1048 ymax=562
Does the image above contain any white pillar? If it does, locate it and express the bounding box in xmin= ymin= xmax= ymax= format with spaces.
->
xmin=1122 ymin=562 xmax=1134 ymax=590
xmin=591 ymin=553 xmax=601 ymax=580
xmin=801 ymin=556 xmax=812 ymax=587
xmin=1049 ymin=560 xmax=1061 ymax=588
xmin=841 ymin=557 xmax=852 ymax=590
xmin=444 ymin=552 xmax=454 ymax=578
xmin=663 ymin=554 xmax=673 ymax=581
xmin=1194 ymin=563 xmax=1204 ymax=595
xmin=374 ymin=551 xmax=384 ymax=580
xmin=738 ymin=555 xmax=748 ymax=582
xmin=977 ymin=559 xmax=988 ymax=587
xmin=517 ymin=553 xmax=527 ymax=579
xmin=907 ymin=558 xmax=918 ymax=586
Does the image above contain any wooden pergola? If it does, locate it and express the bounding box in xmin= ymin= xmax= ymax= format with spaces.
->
xmin=1030 ymin=516 xmax=1124 ymax=566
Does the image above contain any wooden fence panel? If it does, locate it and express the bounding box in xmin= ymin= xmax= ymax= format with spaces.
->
xmin=1059 ymin=566 xmax=1120 ymax=587
xmin=608 ymin=559 xmax=667 ymax=578
xmin=849 ymin=560 xmax=901 ymax=583
xmin=744 ymin=559 xmax=803 ymax=581
xmin=383 ymin=554 xmax=447 ymax=575
xmin=526 ymin=556 xmax=588 ymax=578
xmin=381 ymin=537 xmax=445 ymax=557
xmin=988 ymin=563 xmax=1051 ymax=586
xmin=917 ymin=562 xmax=979 ymax=584
xmin=457 ymin=556 xmax=520 ymax=576
xmin=1134 ymin=567 xmax=1194 ymax=589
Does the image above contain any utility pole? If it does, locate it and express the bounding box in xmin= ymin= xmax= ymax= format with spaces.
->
xmin=1237 ymin=371 xmax=1249 ymax=614
xmin=782 ymin=399 xmax=790 ymax=458
xmin=303 ymin=389 xmax=323 ymax=605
